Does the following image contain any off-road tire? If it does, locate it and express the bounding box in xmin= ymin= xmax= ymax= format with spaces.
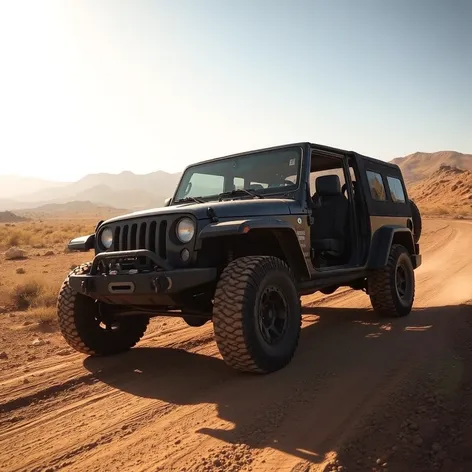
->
xmin=368 ymin=244 xmax=415 ymax=318
xmin=213 ymin=256 xmax=301 ymax=374
xmin=409 ymin=199 xmax=422 ymax=243
xmin=57 ymin=263 xmax=149 ymax=355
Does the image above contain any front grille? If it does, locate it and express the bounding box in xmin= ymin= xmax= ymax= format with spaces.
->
xmin=112 ymin=219 xmax=168 ymax=259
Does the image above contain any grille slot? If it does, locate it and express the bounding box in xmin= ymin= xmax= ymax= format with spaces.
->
xmin=129 ymin=224 xmax=138 ymax=249
xmin=122 ymin=225 xmax=129 ymax=251
xmin=138 ymin=223 xmax=147 ymax=249
xmin=159 ymin=220 xmax=167 ymax=259
xmin=113 ymin=227 xmax=121 ymax=251
xmin=110 ymin=218 xmax=170 ymax=265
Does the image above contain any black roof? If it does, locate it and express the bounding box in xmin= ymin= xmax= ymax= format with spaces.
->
xmin=308 ymin=141 xmax=400 ymax=170
xmin=182 ymin=141 xmax=400 ymax=171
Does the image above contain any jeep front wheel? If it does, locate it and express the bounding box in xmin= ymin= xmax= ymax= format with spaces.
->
xmin=57 ymin=263 xmax=149 ymax=355
xmin=368 ymin=244 xmax=415 ymax=317
xmin=212 ymin=256 xmax=301 ymax=374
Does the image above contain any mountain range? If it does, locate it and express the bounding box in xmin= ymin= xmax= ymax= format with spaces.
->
xmin=0 ymin=171 xmax=182 ymax=212
xmin=0 ymin=150 xmax=470 ymax=215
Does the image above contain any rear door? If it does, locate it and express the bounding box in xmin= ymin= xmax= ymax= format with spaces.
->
xmin=356 ymin=157 xmax=411 ymax=236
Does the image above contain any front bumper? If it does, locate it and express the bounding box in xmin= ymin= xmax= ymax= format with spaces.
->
xmin=69 ymin=249 xmax=217 ymax=305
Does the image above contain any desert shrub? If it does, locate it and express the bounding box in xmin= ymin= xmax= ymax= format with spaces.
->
xmin=7 ymin=232 xmax=20 ymax=247
xmin=34 ymin=283 xmax=58 ymax=308
xmin=28 ymin=306 xmax=57 ymax=324
xmin=11 ymin=278 xmax=58 ymax=310
xmin=0 ymin=220 xmax=96 ymax=250
xmin=51 ymin=231 xmax=71 ymax=244
xmin=3 ymin=229 xmax=32 ymax=248
xmin=11 ymin=280 xmax=43 ymax=310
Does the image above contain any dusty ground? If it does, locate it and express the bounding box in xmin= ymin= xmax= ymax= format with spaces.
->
xmin=1 ymin=219 xmax=472 ymax=472
xmin=0 ymin=219 xmax=96 ymax=308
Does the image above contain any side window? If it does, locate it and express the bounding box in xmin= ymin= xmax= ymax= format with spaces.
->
xmin=387 ymin=176 xmax=406 ymax=203
xmin=366 ymin=171 xmax=387 ymax=201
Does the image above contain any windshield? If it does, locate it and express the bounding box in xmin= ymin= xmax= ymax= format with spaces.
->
xmin=174 ymin=147 xmax=302 ymax=202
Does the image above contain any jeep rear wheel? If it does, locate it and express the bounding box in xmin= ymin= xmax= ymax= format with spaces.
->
xmin=368 ymin=244 xmax=415 ymax=317
xmin=57 ymin=263 xmax=149 ymax=356
xmin=213 ymin=256 xmax=301 ymax=374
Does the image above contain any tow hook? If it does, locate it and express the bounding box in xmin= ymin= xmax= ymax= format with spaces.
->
xmin=152 ymin=276 xmax=172 ymax=293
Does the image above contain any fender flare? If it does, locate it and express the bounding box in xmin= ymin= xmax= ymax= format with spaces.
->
xmin=367 ymin=226 xmax=416 ymax=269
xmin=197 ymin=218 xmax=310 ymax=279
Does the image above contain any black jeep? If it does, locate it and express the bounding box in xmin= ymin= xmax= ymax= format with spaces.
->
xmin=58 ymin=142 xmax=422 ymax=374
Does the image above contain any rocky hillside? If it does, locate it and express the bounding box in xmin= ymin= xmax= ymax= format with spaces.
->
xmin=0 ymin=211 xmax=29 ymax=223
xmin=408 ymin=165 xmax=472 ymax=216
xmin=392 ymin=151 xmax=472 ymax=184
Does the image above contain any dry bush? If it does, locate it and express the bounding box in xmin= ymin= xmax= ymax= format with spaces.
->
xmin=7 ymin=232 xmax=20 ymax=247
xmin=0 ymin=220 xmax=95 ymax=250
xmin=2 ymin=229 xmax=32 ymax=248
xmin=28 ymin=306 xmax=57 ymax=324
xmin=11 ymin=278 xmax=58 ymax=311
xmin=34 ymin=284 xmax=59 ymax=309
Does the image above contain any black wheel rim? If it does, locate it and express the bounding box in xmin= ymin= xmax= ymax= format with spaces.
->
xmin=258 ymin=286 xmax=289 ymax=345
xmin=96 ymin=317 xmax=121 ymax=331
xmin=395 ymin=263 xmax=409 ymax=300
xmin=96 ymin=305 xmax=121 ymax=332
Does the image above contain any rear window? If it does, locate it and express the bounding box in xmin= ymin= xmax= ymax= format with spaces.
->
xmin=366 ymin=171 xmax=387 ymax=201
xmin=387 ymin=176 xmax=406 ymax=203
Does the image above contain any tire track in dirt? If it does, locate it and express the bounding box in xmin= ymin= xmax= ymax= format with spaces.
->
xmin=1 ymin=219 xmax=471 ymax=472
xmin=0 ymin=319 xmax=215 ymax=412
xmin=0 ymin=372 xmax=96 ymax=413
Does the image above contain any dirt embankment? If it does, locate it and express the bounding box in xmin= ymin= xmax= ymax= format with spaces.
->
xmin=409 ymin=166 xmax=472 ymax=217
xmin=1 ymin=219 xmax=472 ymax=472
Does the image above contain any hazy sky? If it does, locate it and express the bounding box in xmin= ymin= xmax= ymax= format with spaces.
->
xmin=0 ymin=0 xmax=470 ymax=182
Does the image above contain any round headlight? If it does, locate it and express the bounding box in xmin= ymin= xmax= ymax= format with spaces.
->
xmin=100 ymin=227 xmax=114 ymax=249
xmin=176 ymin=218 xmax=195 ymax=243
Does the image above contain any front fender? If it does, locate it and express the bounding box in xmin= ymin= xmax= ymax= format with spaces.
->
xmin=197 ymin=218 xmax=294 ymax=240
xmin=367 ymin=226 xmax=416 ymax=269
xmin=67 ymin=234 xmax=95 ymax=252
xmin=197 ymin=218 xmax=310 ymax=280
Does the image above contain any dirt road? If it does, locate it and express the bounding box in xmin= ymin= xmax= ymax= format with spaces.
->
xmin=1 ymin=219 xmax=472 ymax=472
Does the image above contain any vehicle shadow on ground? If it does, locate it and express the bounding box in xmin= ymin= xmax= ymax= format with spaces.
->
xmin=83 ymin=303 xmax=467 ymax=466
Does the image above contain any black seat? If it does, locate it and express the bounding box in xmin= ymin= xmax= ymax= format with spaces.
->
xmin=311 ymin=175 xmax=349 ymax=258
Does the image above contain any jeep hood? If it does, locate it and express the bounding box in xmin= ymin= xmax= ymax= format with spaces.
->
xmin=101 ymin=198 xmax=294 ymax=225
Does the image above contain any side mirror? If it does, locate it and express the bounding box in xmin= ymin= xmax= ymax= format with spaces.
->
xmin=164 ymin=197 xmax=172 ymax=207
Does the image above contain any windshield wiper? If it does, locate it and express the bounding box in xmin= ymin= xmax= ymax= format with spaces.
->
xmin=174 ymin=196 xmax=204 ymax=204
xmin=218 ymin=188 xmax=264 ymax=201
